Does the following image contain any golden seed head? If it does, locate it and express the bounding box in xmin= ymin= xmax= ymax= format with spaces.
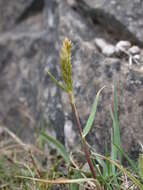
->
xmin=60 ymin=37 xmax=72 ymax=92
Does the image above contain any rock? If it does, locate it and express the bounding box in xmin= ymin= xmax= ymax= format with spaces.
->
xmin=64 ymin=120 xmax=76 ymax=150
xmin=0 ymin=0 xmax=142 ymax=159
xmin=0 ymin=0 xmax=59 ymax=142
xmin=67 ymin=0 xmax=77 ymax=7
xmin=133 ymin=54 xmax=141 ymax=61
xmin=77 ymin=0 xmax=143 ymax=45
xmin=82 ymin=162 xmax=90 ymax=173
xmin=56 ymin=0 xmax=143 ymax=157
xmin=129 ymin=45 xmax=141 ymax=55
xmin=115 ymin=41 xmax=131 ymax=53
xmin=94 ymin=38 xmax=115 ymax=56
xmin=0 ymin=34 xmax=48 ymax=142
xmin=0 ymin=0 xmax=36 ymax=32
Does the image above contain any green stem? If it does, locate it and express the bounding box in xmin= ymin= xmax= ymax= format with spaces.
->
xmin=68 ymin=92 xmax=97 ymax=180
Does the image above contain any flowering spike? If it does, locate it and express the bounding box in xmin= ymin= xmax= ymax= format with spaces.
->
xmin=60 ymin=37 xmax=72 ymax=92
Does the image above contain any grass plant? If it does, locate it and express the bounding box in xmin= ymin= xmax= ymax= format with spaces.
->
xmin=0 ymin=38 xmax=143 ymax=190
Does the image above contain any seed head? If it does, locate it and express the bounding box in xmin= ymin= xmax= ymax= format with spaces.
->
xmin=60 ymin=37 xmax=72 ymax=92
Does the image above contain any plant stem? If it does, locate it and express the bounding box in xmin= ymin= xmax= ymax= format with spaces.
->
xmin=68 ymin=92 xmax=97 ymax=179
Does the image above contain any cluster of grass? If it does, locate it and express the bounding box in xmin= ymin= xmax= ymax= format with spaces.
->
xmin=0 ymin=37 xmax=143 ymax=190
xmin=39 ymin=83 xmax=143 ymax=190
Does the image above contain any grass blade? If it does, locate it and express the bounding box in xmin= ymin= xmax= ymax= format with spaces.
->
xmin=114 ymin=143 xmax=138 ymax=173
xmin=16 ymin=176 xmax=95 ymax=184
xmin=96 ymin=155 xmax=108 ymax=177
xmin=45 ymin=69 xmax=67 ymax=92
xmin=40 ymin=132 xmax=70 ymax=164
xmin=138 ymin=153 xmax=143 ymax=180
xmin=82 ymin=86 xmax=105 ymax=138
xmin=113 ymin=81 xmax=121 ymax=163
xmin=69 ymin=171 xmax=81 ymax=190
xmin=92 ymin=153 xmax=143 ymax=190
xmin=110 ymin=127 xmax=116 ymax=176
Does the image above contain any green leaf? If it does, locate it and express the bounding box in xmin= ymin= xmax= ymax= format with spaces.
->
xmin=82 ymin=86 xmax=105 ymax=138
xmin=113 ymin=81 xmax=121 ymax=163
xmin=40 ymin=132 xmax=70 ymax=164
xmin=114 ymin=143 xmax=137 ymax=173
xmin=96 ymin=154 xmax=108 ymax=177
xmin=116 ymin=162 xmax=143 ymax=190
xmin=45 ymin=69 xmax=67 ymax=92
xmin=93 ymin=153 xmax=143 ymax=190
xmin=138 ymin=153 xmax=143 ymax=180
xmin=110 ymin=82 xmax=121 ymax=166
xmin=110 ymin=127 xmax=116 ymax=176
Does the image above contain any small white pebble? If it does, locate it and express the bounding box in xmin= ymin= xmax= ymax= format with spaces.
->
xmin=67 ymin=0 xmax=76 ymax=6
xmin=44 ymin=67 xmax=48 ymax=74
xmin=94 ymin=38 xmax=107 ymax=49
xmin=43 ymin=88 xmax=49 ymax=99
xmin=133 ymin=54 xmax=141 ymax=61
xmin=115 ymin=40 xmax=131 ymax=53
xmin=94 ymin=38 xmax=115 ymax=56
xmin=64 ymin=120 xmax=76 ymax=148
xmin=128 ymin=46 xmax=141 ymax=55
xmin=102 ymin=44 xmax=115 ymax=56
xmin=19 ymin=97 xmax=26 ymax=103
xmin=140 ymin=66 xmax=143 ymax=72
xmin=82 ymin=163 xmax=90 ymax=173
xmin=74 ymin=81 xmax=81 ymax=89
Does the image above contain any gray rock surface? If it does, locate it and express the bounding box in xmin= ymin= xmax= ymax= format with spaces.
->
xmin=0 ymin=0 xmax=38 ymax=32
xmin=77 ymin=0 xmax=143 ymax=45
xmin=0 ymin=0 xmax=143 ymax=158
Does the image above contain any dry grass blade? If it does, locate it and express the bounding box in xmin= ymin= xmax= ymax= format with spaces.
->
xmin=0 ymin=183 xmax=9 ymax=188
xmin=92 ymin=152 xmax=143 ymax=190
xmin=0 ymin=126 xmax=44 ymax=155
xmin=0 ymin=126 xmax=26 ymax=148
xmin=15 ymin=160 xmax=37 ymax=188
xmin=16 ymin=176 xmax=95 ymax=184
xmin=69 ymin=152 xmax=96 ymax=188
